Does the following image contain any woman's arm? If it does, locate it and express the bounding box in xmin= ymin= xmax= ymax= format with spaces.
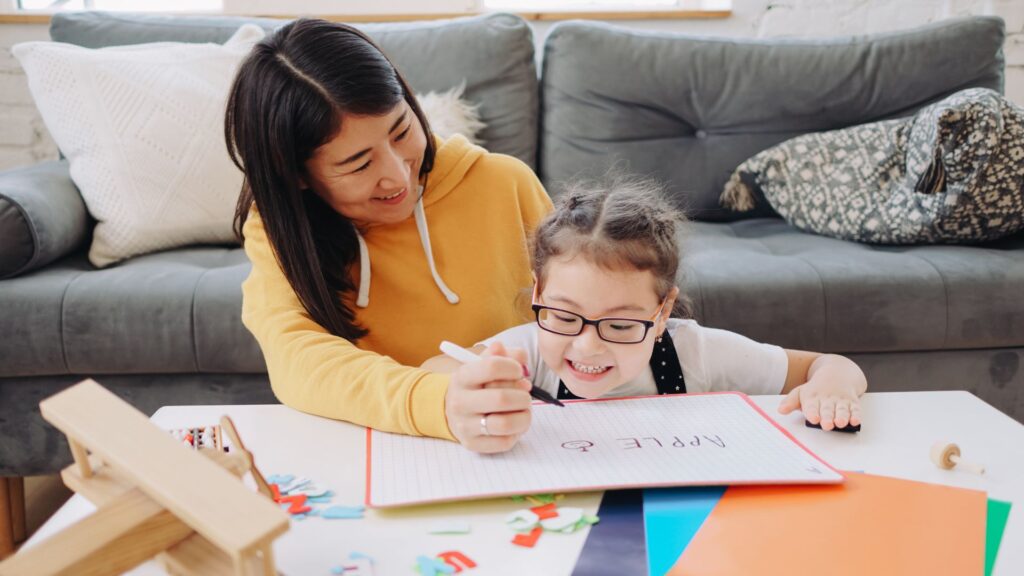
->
xmin=421 ymin=344 xmax=487 ymax=373
xmin=778 ymin=350 xmax=867 ymax=430
xmin=244 ymin=210 xmax=532 ymax=450
xmin=242 ymin=210 xmax=455 ymax=440
xmin=426 ymin=342 xmax=532 ymax=453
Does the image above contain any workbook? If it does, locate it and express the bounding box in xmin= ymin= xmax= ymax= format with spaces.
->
xmin=365 ymin=392 xmax=843 ymax=507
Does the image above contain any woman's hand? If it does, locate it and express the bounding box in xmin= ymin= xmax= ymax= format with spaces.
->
xmin=446 ymin=342 xmax=533 ymax=453
xmin=778 ymin=354 xmax=866 ymax=431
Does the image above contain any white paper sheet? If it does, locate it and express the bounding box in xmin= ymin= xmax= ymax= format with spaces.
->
xmin=367 ymin=393 xmax=843 ymax=507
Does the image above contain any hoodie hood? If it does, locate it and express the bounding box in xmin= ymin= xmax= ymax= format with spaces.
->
xmin=420 ymin=133 xmax=487 ymax=207
xmin=354 ymin=134 xmax=485 ymax=308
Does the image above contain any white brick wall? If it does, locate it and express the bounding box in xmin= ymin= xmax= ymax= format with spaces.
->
xmin=0 ymin=23 xmax=55 ymax=171
xmin=1 ymin=0 xmax=1023 ymax=170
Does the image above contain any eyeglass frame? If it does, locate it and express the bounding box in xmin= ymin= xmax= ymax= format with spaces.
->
xmin=530 ymin=283 xmax=669 ymax=345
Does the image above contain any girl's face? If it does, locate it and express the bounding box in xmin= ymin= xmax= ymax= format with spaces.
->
xmin=304 ymin=101 xmax=428 ymax=226
xmin=536 ymin=255 xmax=675 ymax=399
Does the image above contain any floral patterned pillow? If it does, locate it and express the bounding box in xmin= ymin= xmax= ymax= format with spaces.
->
xmin=721 ymin=88 xmax=1024 ymax=244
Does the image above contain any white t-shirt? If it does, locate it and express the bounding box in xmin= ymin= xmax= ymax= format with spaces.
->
xmin=479 ymin=318 xmax=788 ymax=398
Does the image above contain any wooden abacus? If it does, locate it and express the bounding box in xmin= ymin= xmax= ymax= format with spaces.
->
xmin=0 ymin=379 xmax=289 ymax=576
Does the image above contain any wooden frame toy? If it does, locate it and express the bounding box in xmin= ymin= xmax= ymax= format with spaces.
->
xmin=0 ymin=379 xmax=289 ymax=576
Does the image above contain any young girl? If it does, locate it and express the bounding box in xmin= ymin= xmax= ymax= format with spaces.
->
xmin=424 ymin=175 xmax=867 ymax=453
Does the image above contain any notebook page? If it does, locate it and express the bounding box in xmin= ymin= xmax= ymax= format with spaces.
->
xmin=367 ymin=393 xmax=842 ymax=507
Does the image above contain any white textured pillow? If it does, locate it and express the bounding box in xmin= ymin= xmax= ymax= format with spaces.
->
xmin=13 ymin=25 xmax=265 ymax=267
xmin=417 ymin=82 xmax=486 ymax=145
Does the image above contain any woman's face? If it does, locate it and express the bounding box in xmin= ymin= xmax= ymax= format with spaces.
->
xmin=304 ymin=100 xmax=427 ymax=226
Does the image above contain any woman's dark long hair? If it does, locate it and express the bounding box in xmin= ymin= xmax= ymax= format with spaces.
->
xmin=226 ymin=18 xmax=436 ymax=341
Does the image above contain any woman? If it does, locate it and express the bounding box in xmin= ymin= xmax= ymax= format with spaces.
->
xmin=225 ymin=18 xmax=551 ymax=453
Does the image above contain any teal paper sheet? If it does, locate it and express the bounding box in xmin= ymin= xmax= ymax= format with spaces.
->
xmin=986 ymin=499 xmax=1012 ymax=576
xmin=643 ymin=487 xmax=726 ymax=576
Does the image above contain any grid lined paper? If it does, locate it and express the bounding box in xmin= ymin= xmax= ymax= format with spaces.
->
xmin=367 ymin=393 xmax=842 ymax=507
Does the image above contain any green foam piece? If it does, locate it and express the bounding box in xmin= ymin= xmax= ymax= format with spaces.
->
xmin=986 ymin=499 xmax=1012 ymax=576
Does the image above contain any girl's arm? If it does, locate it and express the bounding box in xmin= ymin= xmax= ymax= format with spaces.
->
xmin=777 ymin=350 xmax=868 ymax=430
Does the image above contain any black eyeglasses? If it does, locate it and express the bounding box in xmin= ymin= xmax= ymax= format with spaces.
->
xmin=531 ymin=302 xmax=664 ymax=344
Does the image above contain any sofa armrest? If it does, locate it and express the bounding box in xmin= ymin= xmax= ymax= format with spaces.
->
xmin=0 ymin=160 xmax=89 ymax=279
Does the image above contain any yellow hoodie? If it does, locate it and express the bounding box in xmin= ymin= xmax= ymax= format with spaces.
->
xmin=241 ymin=135 xmax=552 ymax=441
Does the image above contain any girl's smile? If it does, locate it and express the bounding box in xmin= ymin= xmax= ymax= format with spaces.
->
xmin=567 ymin=358 xmax=613 ymax=377
xmin=567 ymin=358 xmax=615 ymax=386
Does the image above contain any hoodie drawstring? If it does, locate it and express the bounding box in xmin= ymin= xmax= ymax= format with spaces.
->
xmin=354 ymin=186 xmax=460 ymax=308
xmin=355 ymin=232 xmax=371 ymax=308
xmin=414 ymin=194 xmax=460 ymax=305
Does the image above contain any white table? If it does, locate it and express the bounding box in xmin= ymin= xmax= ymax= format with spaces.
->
xmin=26 ymin=391 xmax=1024 ymax=575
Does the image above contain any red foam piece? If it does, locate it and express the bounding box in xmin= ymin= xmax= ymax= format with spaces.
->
xmin=530 ymin=503 xmax=558 ymax=520
xmin=276 ymin=492 xmax=309 ymax=514
xmin=512 ymin=526 xmax=543 ymax=548
xmin=438 ymin=550 xmax=477 ymax=572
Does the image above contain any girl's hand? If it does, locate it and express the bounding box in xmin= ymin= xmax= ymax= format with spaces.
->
xmin=778 ymin=375 xmax=862 ymax=431
xmin=446 ymin=342 xmax=533 ymax=453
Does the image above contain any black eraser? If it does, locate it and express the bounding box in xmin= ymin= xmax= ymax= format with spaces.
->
xmin=805 ymin=420 xmax=860 ymax=433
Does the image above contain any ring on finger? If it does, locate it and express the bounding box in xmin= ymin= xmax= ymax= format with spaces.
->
xmin=480 ymin=415 xmax=491 ymax=437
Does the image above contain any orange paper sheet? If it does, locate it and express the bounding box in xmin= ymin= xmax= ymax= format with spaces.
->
xmin=669 ymin=472 xmax=986 ymax=576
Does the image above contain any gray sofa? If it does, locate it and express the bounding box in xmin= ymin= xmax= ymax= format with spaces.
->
xmin=1 ymin=11 xmax=1021 ymax=485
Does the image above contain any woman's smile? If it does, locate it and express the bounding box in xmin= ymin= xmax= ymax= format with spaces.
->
xmin=372 ymin=187 xmax=408 ymax=205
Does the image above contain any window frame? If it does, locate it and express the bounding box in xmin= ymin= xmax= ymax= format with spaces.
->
xmin=4 ymin=0 xmax=731 ymax=22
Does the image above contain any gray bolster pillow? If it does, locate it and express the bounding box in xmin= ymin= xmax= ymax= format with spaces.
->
xmin=0 ymin=160 xmax=89 ymax=278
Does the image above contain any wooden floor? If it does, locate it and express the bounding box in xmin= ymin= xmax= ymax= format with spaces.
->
xmin=0 ymin=475 xmax=72 ymax=560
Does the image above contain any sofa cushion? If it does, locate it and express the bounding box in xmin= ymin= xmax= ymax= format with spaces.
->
xmin=14 ymin=25 xmax=265 ymax=268
xmin=541 ymin=16 xmax=1005 ymax=221
xmin=720 ymin=88 xmax=1024 ymax=244
xmin=50 ymin=10 xmax=539 ymax=168
xmin=684 ymin=219 xmax=1024 ymax=353
xmin=0 ymin=247 xmax=264 ymax=377
xmin=4 ymin=220 xmax=1021 ymax=379
xmin=0 ymin=160 xmax=89 ymax=279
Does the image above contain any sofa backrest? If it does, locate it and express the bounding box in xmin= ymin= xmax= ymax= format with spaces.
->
xmin=540 ymin=17 xmax=1005 ymax=221
xmin=49 ymin=11 xmax=540 ymax=169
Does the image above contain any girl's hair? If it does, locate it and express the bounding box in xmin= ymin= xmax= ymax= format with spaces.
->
xmin=532 ymin=174 xmax=693 ymax=318
xmin=225 ymin=18 xmax=436 ymax=341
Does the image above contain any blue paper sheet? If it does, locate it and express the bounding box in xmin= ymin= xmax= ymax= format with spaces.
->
xmin=642 ymin=487 xmax=725 ymax=576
